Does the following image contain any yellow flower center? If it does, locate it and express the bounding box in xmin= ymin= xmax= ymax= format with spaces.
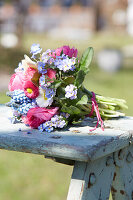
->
xmin=26 ymin=88 xmax=33 ymax=94
xmin=43 ymin=91 xmax=48 ymax=100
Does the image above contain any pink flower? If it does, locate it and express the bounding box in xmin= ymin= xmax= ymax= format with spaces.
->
xmin=24 ymin=67 xmax=37 ymax=80
xmin=46 ymin=68 xmax=56 ymax=82
xmin=8 ymin=72 xmax=24 ymax=91
xmin=54 ymin=46 xmax=78 ymax=58
xmin=23 ymin=80 xmax=39 ymax=99
xmin=24 ymin=107 xmax=59 ymax=128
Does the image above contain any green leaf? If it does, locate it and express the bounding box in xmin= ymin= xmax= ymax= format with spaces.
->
xmin=64 ymin=76 xmax=75 ymax=84
xmin=61 ymin=105 xmax=81 ymax=115
xmin=76 ymin=95 xmax=88 ymax=105
xmin=75 ymin=70 xmax=85 ymax=87
xmin=54 ymin=81 xmax=62 ymax=89
xmin=79 ymin=47 xmax=94 ymax=74
xmin=50 ymin=80 xmax=62 ymax=89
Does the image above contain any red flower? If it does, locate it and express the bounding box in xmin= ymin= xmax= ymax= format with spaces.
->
xmin=23 ymin=80 xmax=39 ymax=99
xmin=24 ymin=107 xmax=59 ymax=128
xmin=8 ymin=72 xmax=24 ymax=91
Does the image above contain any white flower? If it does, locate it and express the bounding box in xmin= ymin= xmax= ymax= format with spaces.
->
xmin=15 ymin=55 xmax=37 ymax=72
xmin=36 ymin=87 xmax=53 ymax=107
xmin=65 ymin=84 xmax=77 ymax=100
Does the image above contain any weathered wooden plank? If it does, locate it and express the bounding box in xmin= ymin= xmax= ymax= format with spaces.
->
xmin=0 ymin=105 xmax=133 ymax=162
xmin=111 ymin=145 xmax=133 ymax=200
xmin=67 ymin=154 xmax=115 ymax=200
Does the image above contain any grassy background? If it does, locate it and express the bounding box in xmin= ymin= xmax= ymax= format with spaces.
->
xmin=0 ymin=33 xmax=133 ymax=199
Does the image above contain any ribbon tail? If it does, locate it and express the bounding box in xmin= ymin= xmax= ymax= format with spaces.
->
xmin=89 ymin=92 xmax=104 ymax=132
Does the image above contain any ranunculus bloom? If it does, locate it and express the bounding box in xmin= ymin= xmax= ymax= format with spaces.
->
xmin=46 ymin=68 xmax=56 ymax=82
xmin=24 ymin=107 xmax=59 ymax=128
xmin=8 ymin=72 xmax=24 ymax=91
xmin=24 ymin=67 xmax=37 ymax=80
xmin=23 ymin=80 xmax=39 ymax=99
xmin=24 ymin=66 xmax=41 ymax=87
xmin=54 ymin=46 xmax=78 ymax=58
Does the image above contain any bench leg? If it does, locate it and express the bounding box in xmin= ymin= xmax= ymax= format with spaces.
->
xmin=67 ymin=155 xmax=115 ymax=200
xmin=111 ymin=146 xmax=133 ymax=200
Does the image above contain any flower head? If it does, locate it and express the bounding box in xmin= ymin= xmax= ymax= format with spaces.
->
xmin=54 ymin=55 xmax=76 ymax=72
xmin=50 ymin=115 xmax=66 ymax=129
xmin=24 ymin=107 xmax=58 ymax=128
xmin=23 ymin=80 xmax=39 ymax=99
xmin=38 ymin=124 xmax=44 ymax=132
xmin=46 ymin=68 xmax=56 ymax=82
xmin=65 ymin=84 xmax=77 ymax=100
xmin=30 ymin=44 xmax=42 ymax=58
xmin=36 ymin=87 xmax=54 ymax=107
xmin=8 ymin=72 xmax=24 ymax=91
xmin=45 ymin=126 xmax=54 ymax=133
xmin=39 ymin=75 xmax=46 ymax=88
xmin=45 ymin=88 xmax=55 ymax=99
xmin=38 ymin=62 xmax=47 ymax=74
xmin=58 ymin=120 xmax=66 ymax=128
xmin=42 ymin=49 xmax=51 ymax=63
xmin=24 ymin=67 xmax=37 ymax=80
xmin=54 ymin=46 xmax=78 ymax=58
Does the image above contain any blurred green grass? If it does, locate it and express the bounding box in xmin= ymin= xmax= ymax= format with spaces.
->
xmin=0 ymin=151 xmax=72 ymax=200
xmin=0 ymin=33 xmax=133 ymax=200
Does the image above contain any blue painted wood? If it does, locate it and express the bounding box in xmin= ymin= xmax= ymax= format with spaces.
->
xmin=67 ymin=147 xmax=133 ymax=200
xmin=111 ymin=146 xmax=133 ymax=200
xmin=0 ymin=105 xmax=133 ymax=162
xmin=67 ymin=155 xmax=115 ymax=200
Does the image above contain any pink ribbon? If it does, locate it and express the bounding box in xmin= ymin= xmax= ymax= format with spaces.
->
xmin=88 ymin=92 xmax=104 ymax=132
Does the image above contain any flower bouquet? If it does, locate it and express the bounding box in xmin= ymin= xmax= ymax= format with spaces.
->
xmin=6 ymin=44 xmax=127 ymax=132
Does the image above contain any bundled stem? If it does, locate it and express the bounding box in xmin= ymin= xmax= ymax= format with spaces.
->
xmin=81 ymin=87 xmax=128 ymax=119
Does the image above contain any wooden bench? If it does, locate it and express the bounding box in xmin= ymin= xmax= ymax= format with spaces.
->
xmin=0 ymin=104 xmax=133 ymax=200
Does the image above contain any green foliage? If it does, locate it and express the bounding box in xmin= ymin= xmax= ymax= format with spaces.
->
xmin=64 ymin=76 xmax=75 ymax=84
xmin=51 ymin=80 xmax=62 ymax=89
xmin=79 ymin=47 xmax=94 ymax=74
xmin=75 ymin=47 xmax=94 ymax=88
xmin=61 ymin=105 xmax=81 ymax=115
xmin=76 ymin=95 xmax=88 ymax=105
xmin=75 ymin=70 xmax=85 ymax=87
xmin=56 ymin=87 xmax=65 ymax=100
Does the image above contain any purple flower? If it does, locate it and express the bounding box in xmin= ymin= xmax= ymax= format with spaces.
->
xmin=42 ymin=49 xmax=52 ymax=64
xmin=70 ymin=65 xmax=76 ymax=71
xmin=38 ymin=124 xmax=44 ymax=132
xmin=48 ymin=58 xmax=54 ymax=65
xmin=38 ymin=62 xmax=47 ymax=74
xmin=54 ymin=55 xmax=76 ymax=72
xmin=42 ymin=54 xmax=49 ymax=63
xmin=57 ymin=120 xmax=66 ymax=128
xmin=30 ymin=44 xmax=42 ymax=57
xmin=65 ymin=84 xmax=77 ymax=100
xmin=51 ymin=115 xmax=59 ymax=123
xmin=40 ymin=75 xmax=46 ymax=88
xmin=45 ymin=126 xmax=54 ymax=133
xmin=38 ymin=120 xmax=55 ymax=132
xmin=45 ymin=88 xmax=55 ymax=99
xmin=61 ymin=112 xmax=70 ymax=118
